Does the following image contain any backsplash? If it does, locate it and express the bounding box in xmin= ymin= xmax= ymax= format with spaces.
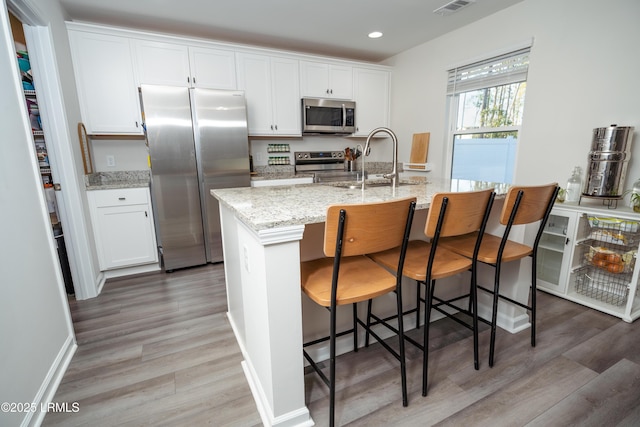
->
xmin=255 ymin=162 xmax=400 ymax=176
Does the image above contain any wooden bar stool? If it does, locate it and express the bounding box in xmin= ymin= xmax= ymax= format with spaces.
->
xmin=301 ymin=197 xmax=416 ymax=427
xmin=439 ymin=183 xmax=559 ymax=367
xmin=368 ymin=189 xmax=495 ymax=396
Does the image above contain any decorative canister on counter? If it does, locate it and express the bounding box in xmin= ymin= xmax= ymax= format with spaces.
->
xmin=583 ymin=125 xmax=634 ymax=198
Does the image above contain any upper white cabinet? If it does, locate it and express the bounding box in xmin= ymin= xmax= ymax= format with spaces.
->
xmin=67 ymin=28 xmax=143 ymax=135
xmin=353 ymin=67 xmax=390 ymax=136
xmin=67 ymin=23 xmax=391 ymax=136
xmin=135 ymin=40 xmax=236 ymax=89
xmin=135 ymin=40 xmax=190 ymax=86
xmin=188 ymin=46 xmax=237 ymax=89
xmin=300 ymin=61 xmax=352 ymax=99
xmin=236 ymin=53 xmax=300 ymax=136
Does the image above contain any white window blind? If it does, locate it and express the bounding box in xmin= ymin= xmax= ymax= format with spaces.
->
xmin=447 ymin=47 xmax=531 ymax=95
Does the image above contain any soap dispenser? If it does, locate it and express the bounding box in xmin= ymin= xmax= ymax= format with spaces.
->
xmin=565 ymin=166 xmax=582 ymax=203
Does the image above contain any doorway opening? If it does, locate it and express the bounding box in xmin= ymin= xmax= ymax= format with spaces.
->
xmin=9 ymin=11 xmax=74 ymax=294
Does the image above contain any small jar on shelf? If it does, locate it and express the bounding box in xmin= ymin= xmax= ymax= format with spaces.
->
xmin=268 ymin=156 xmax=290 ymax=166
xmin=267 ymin=143 xmax=290 ymax=153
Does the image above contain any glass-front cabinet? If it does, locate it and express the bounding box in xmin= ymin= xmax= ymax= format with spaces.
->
xmin=537 ymin=211 xmax=578 ymax=293
xmin=536 ymin=205 xmax=640 ymax=322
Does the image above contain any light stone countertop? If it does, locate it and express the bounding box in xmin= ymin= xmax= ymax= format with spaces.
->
xmin=85 ymin=170 xmax=150 ymax=190
xmin=212 ymin=177 xmax=509 ymax=231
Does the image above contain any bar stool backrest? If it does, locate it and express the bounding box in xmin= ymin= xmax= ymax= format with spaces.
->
xmin=500 ymin=184 xmax=559 ymax=227
xmin=425 ymin=189 xmax=496 ymax=239
xmin=324 ymin=197 xmax=417 ymax=257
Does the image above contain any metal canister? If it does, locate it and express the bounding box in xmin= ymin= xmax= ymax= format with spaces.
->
xmin=583 ymin=125 xmax=634 ymax=197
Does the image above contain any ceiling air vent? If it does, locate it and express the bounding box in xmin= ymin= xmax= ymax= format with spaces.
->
xmin=433 ymin=0 xmax=476 ymax=16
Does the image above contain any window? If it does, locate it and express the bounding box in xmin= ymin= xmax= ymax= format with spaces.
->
xmin=447 ymin=47 xmax=530 ymax=183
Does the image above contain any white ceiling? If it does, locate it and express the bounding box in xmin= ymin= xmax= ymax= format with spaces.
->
xmin=58 ymin=0 xmax=524 ymax=62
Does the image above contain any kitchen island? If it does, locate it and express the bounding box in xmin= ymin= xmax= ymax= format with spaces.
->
xmin=212 ymin=178 xmax=530 ymax=427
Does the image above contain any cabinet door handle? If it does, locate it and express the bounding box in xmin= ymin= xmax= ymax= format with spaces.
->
xmin=565 ymin=238 xmax=570 ymax=245
xmin=274 ymin=124 xmax=278 ymax=131
xmin=187 ymin=77 xmax=190 ymax=84
xmin=193 ymin=77 xmax=196 ymax=84
xmin=118 ymin=197 xmax=126 ymax=201
xmin=145 ymin=211 xmax=148 ymax=217
xmin=135 ymin=121 xmax=139 ymax=128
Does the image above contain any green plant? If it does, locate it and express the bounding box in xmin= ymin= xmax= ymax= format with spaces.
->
xmin=631 ymin=192 xmax=640 ymax=213
xmin=556 ymin=188 xmax=566 ymax=203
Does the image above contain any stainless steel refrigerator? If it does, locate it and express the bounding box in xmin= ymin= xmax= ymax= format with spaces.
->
xmin=140 ymin=85 xmax=250 ymax=270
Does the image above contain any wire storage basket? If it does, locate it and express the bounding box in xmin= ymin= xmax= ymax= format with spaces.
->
xmin=574 ymin=265 xmax=629 ymax=306
xmin=574 ymin=215 xmax=639 ymax=307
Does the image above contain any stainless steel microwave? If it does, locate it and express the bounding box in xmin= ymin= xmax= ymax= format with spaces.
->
xmin=301 ymin=98 xmax=355 ymax=134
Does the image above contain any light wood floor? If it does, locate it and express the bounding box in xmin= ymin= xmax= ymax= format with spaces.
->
xmin=44 ymin=264 xmax=640 ymax=426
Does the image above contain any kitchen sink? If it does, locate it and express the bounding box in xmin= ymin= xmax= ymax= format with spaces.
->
xmin=332 ymin=180 xmax=421 ymax=189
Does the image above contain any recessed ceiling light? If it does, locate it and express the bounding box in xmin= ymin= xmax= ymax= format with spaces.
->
xmin=368 ymin=31 xmax=383 ymax=39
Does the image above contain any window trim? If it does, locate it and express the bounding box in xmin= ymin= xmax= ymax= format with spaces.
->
xmin=446 ymin=47 xmax=531 ymax=95
xmin=443 ymin=45 xmax=531 ymax=182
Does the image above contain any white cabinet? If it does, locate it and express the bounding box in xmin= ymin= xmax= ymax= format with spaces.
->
xmin=88 ymin=188 xmax=158 ymax=270
xmin=237 ymin=53 xmax=300 ymax=136
xmin=135 ymin=40 xmax=190 ymax=86
xmin=536 ymin=210 xmax=579 ymax=294
xmin=67 ymin=29 xmax=143 ymax=135
xmin=135 ymin=40 xmax=236 ymax=89
xmin=300 ymin=61 xmax=352 ymax=99
xmin=353 ymin=67 xmax=390 ymax=136
xmin=67 ymin=23 xmax=395 ymax=137
xmin=189 ymin=46 xmax=237 ymax=89
xmin=536 ymin=204 xmax=640 ymax=322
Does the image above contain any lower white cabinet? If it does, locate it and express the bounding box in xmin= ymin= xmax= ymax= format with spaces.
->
xmin=535 ymin=204 xmax=640 ymax=322
xmin=88 ymin=188 xmax=158 ymax=270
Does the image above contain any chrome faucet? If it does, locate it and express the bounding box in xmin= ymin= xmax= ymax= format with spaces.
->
xmin=363 ymin=127 xmax=399 ymax=188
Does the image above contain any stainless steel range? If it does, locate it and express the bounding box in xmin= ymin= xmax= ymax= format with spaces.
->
xmin=294 ymin=151 xmax=365 ymax=183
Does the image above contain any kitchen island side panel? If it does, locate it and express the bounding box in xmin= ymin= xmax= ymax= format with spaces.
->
xmin=219 ymin=201 xmax=312 ymax=427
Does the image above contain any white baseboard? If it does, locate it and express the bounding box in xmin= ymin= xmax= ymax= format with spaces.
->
xmin=241 ymin=360 xmax=314 ymax=427
xmin=102 ymin=263 xmax=161 ymax=280
xmin=25 ymin=334 xmax=77 ymax=427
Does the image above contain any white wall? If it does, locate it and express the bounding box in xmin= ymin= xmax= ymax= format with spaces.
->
xmin=386 ymin=0 xmax=640 ymax=201
xmin=91 ymin=138 xmax=148 ymax=171
xmin=96 ymin=134 xmax=396 ymax=170
xmin=0 ymin=1 xmax=75 ymax=425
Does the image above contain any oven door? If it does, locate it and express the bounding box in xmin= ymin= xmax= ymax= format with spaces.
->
xmin=302 ymin=98 xmax=355 ymax=134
